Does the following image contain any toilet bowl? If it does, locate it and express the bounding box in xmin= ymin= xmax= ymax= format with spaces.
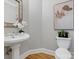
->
xmin=55 ymin=37 xmax=72 ymax=59
xmin=55 ymin=48 xmax=72 ymax=59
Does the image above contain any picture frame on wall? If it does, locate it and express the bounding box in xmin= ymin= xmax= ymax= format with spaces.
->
xmin=54 ymin=0 xmax=74 ymax=30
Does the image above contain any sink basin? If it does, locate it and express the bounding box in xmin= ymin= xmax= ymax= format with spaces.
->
xmin=4 ymin=33 xmax=30 ymax=59
xmin=4 ymin=33 xmax=30 ymax=46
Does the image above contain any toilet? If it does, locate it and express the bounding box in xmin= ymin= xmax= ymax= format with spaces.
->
xmin=55 ymin=37 xmax=72 ymax=59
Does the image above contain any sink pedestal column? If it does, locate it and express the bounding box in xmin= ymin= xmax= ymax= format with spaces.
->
xmin=11 ymin=44 xmax=20 ymax=59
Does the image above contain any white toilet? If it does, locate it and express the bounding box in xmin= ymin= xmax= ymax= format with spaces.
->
xmin=55 ymin=37 xmax=72 ymax=59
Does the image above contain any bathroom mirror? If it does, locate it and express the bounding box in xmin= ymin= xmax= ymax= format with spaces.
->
xmin=4 ymin=0 xmax=23 ymax=28
xmin=4 ymin=0 xmax=17 ymax=28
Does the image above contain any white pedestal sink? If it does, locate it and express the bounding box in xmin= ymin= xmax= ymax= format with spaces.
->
xmin=4 ymin=33 xmax=30 ymax=59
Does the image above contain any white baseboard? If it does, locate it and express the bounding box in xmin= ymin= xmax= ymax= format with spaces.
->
xmin=20 ymin=48 xmax=55 ymax=59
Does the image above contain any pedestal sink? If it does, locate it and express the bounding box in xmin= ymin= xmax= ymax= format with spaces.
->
xmin=4 ymin=33 xmax=30 ymax=59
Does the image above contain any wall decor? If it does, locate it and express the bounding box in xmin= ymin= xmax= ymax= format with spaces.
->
xmin=54 ymin=0 xmax=73 ymax=29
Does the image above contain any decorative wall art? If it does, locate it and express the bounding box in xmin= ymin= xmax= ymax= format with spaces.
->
xmin=54 ymin=0 xmax=73 ymax=29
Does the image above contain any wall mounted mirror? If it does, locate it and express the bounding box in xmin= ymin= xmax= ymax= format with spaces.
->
xmin=4 ymin=0 xmax=17 ymax=28
xmin=4 ymin=0 xmax=23 ymax=28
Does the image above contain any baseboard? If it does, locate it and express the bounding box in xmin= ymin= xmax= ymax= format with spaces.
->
xmin=20 ymin=48 xmax=55 ymax=59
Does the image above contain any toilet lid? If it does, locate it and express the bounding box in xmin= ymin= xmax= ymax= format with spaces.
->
xmin=55 ymin=48 xmax=72 ymax=59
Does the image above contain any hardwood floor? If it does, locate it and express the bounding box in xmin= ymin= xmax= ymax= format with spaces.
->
xmin=24 ymin=53 xmax=55 ymax=59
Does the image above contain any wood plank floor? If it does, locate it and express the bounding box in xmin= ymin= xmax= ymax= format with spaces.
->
xmin=24 ymin=53 xmax=55 ymax=59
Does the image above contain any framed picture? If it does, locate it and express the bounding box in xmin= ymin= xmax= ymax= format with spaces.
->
xmin=54 ymin=0 xmax=74 ymax=29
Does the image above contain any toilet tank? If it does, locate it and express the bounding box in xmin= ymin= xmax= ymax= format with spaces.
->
xmin=56 ymin=37 xmax=71 ymax=49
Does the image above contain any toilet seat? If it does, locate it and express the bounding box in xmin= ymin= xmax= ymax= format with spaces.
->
xmin=55 ymin=48 xmax=72 ymax=59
